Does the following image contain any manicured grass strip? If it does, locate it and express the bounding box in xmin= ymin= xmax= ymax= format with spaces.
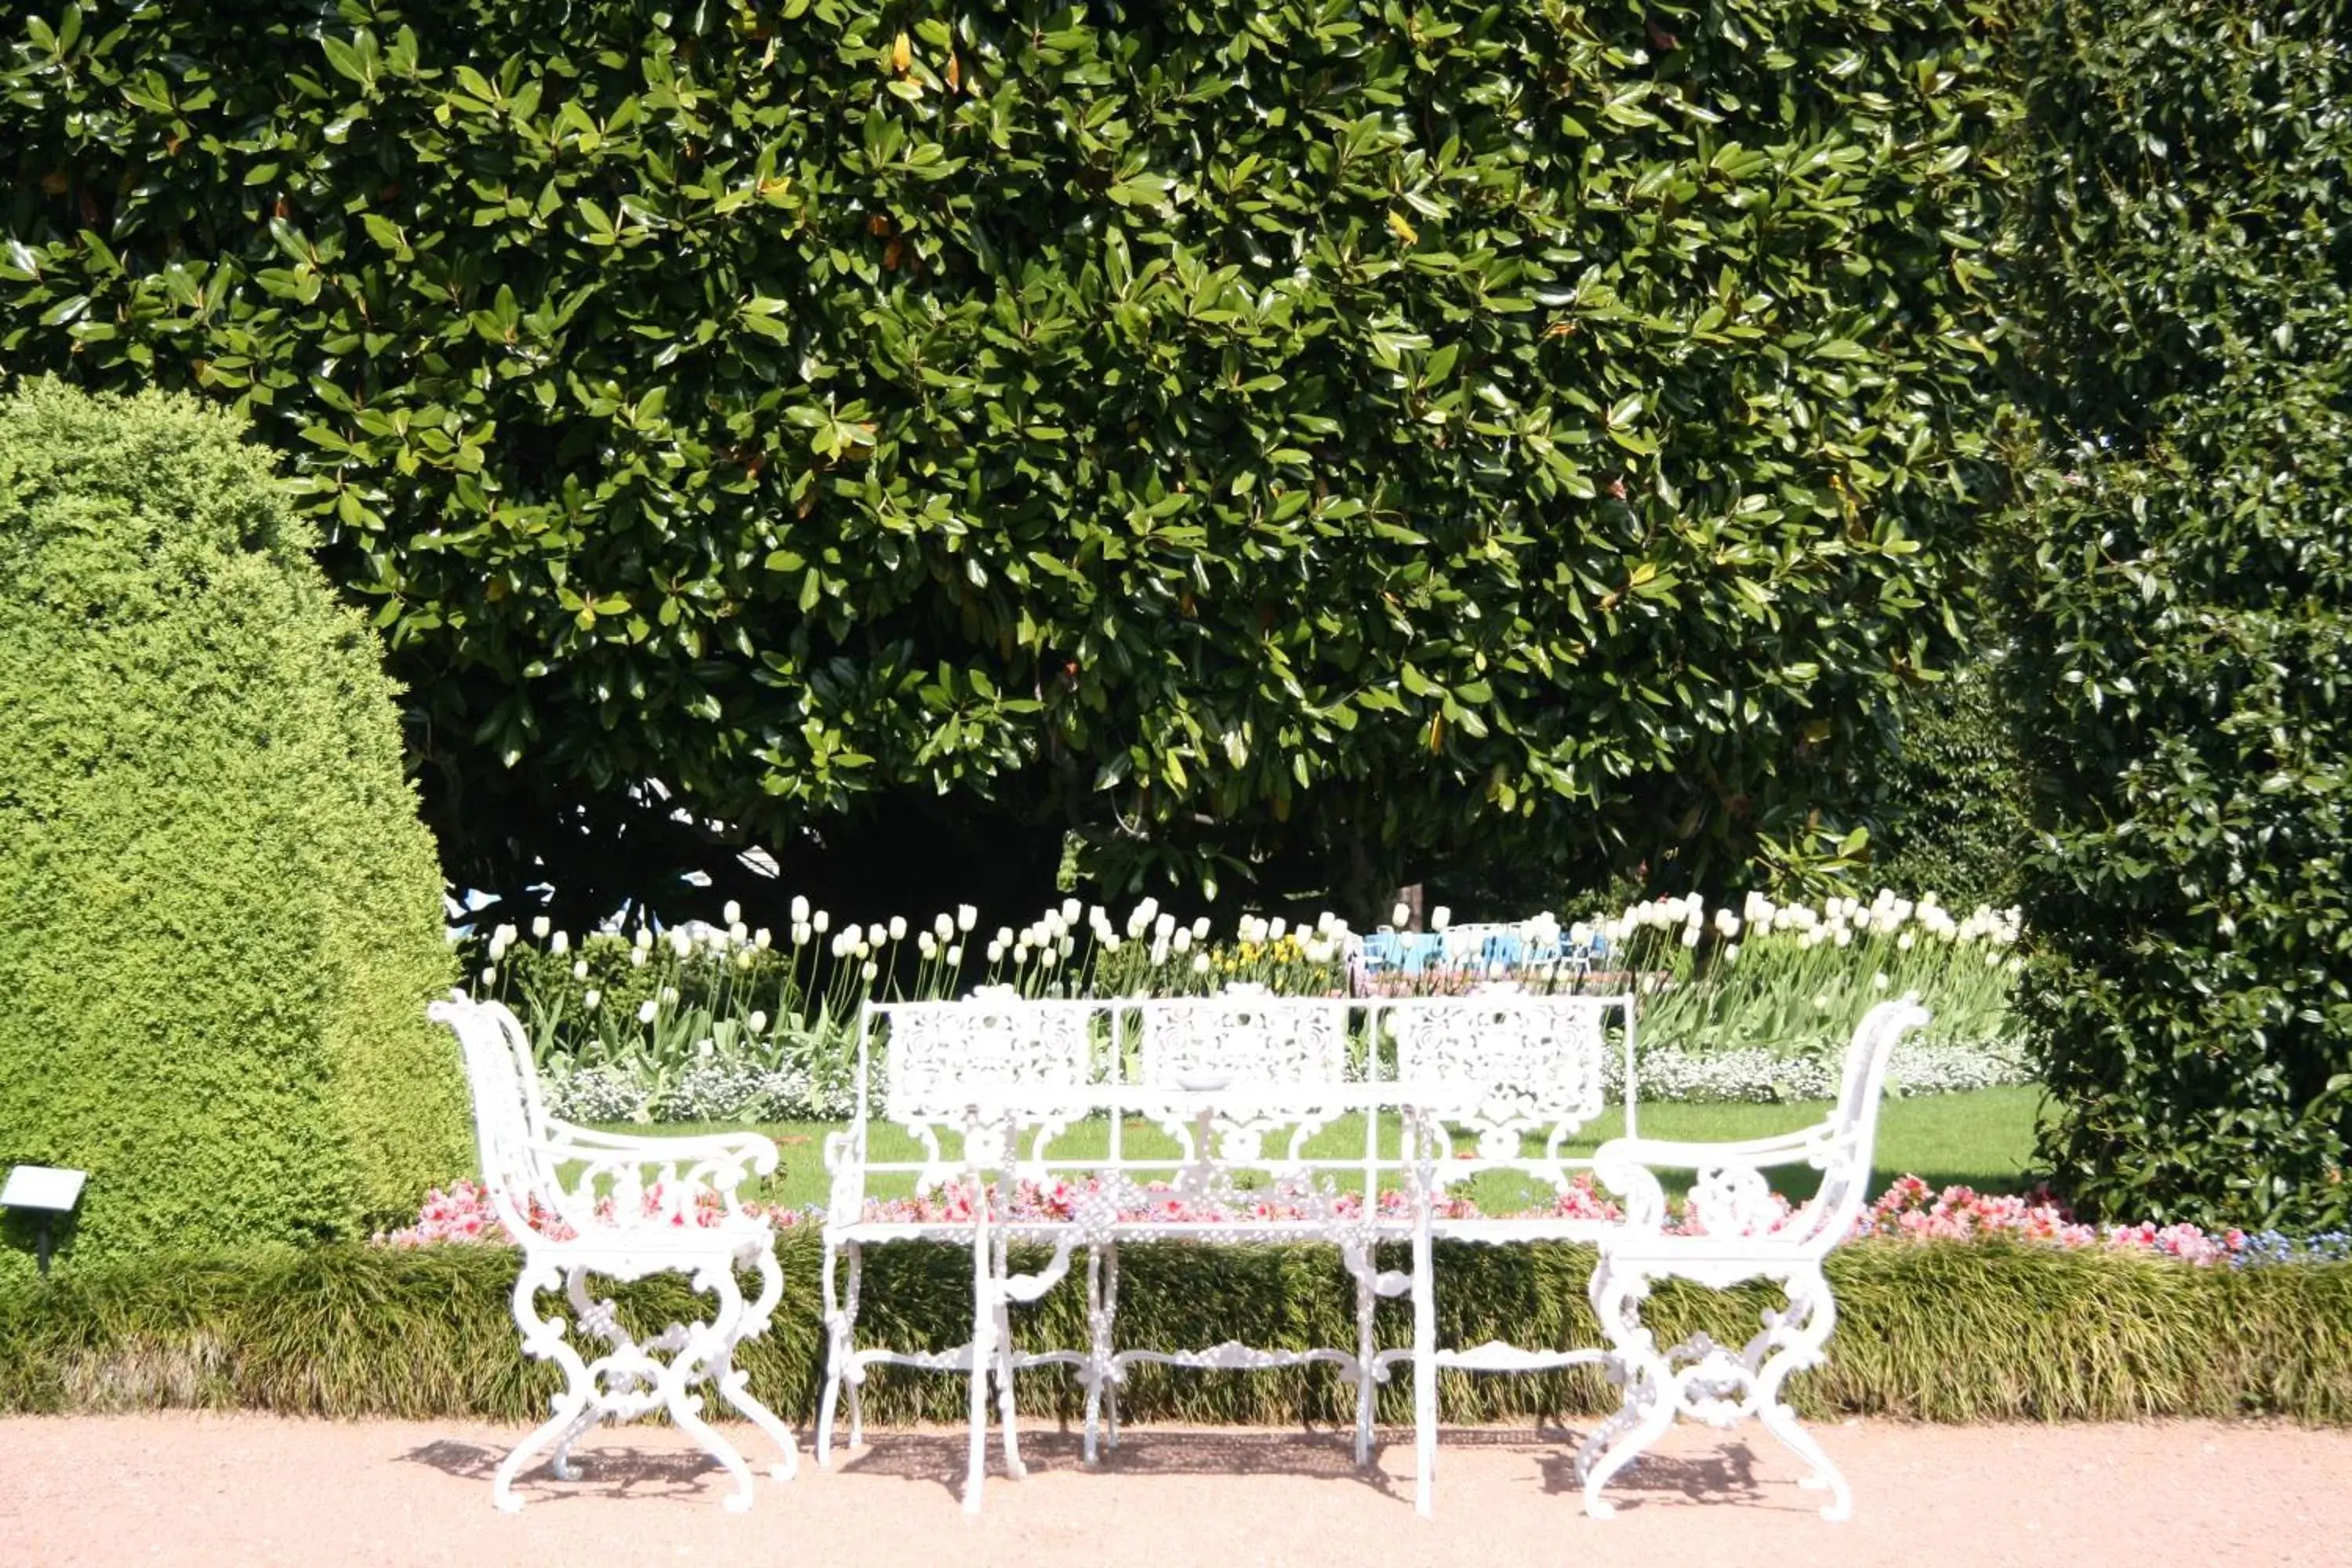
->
xmin=4 ymin=1232 xmax=2347 ymax=1427
xmin=626 ymin=1084 xmax=2049 ymax=1213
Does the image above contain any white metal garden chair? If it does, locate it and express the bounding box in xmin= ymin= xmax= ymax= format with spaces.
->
xmin=1577 ymin=996 xmax=1930 ymax=1520
xmin=430 ymin=994 xmax=797 ymax=1512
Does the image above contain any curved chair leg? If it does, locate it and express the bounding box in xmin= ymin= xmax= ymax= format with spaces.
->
xmin=495 ymin=1260 xmax=597 ymax=1512
xmin=1751 ymin=1269 xmax=1849 ymax=1521
xmin=1577 ymin=1259 xmax=1674 ymax=1520
xmin=714 ymin=1248 xmax=799 ymax=1481
xmin=660 ymin=1262 xmax=760 ymax=1513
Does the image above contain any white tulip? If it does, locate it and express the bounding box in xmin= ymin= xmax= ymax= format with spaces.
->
xmin=1392 ymin=901 xmax=1412 ymax=928
xmin=987 ymin=940 xmax=1006 ymax=963
xmin=996 ymin=926 xmax=1015 ymax=947
xmin=1172 ymin=927 xmax=1193 ymax=953
xmin=748 ymin=1011 xmax=768 ymax=1033
xmin=888 ymin=915 xmax=908 ymax=942
xmin=1151 ymin=938 xmax=1171 ymax=965
xmin=812 ymin=909 xmax=831 ymax=934
xmin=856 ymin=939 xmax=873 ymax=960
xmin=735 ymin=949 xmax=753 ymax=971
xmin=792 ymin=895 xmax=811 ymax=924
xmin=571 ymin=959 xmax=588 ymax=980
xmin=755 ymin=927 xmax=773 ymax=949
xmin=495 ymin=923 xmax=519 ymax=948
xmin=1679 ymin=926 xmax=1700 ymax=949
xmin=583 ymin=989 xmax=601 ymax=1011
xmin=862 ymin=960 xmax=878 ymax=981
xmin=1060 ymin=898 xmax=1082 ymax=924
xmin=957 ymin=905 xmax=977 ymax=932
xmin=1873 ymin=971 xmax=1890 ymax=991
xmin=630 ymin=946 xmax=649 ymax=968
xmin=946 ymin=945 xmax=962 ymax=966
xmin=637 ymin=999 xmax=659 ymax=1023
xmin=1268 ymin=916 xmax=1288 ymax=942
xmin=1192 ymin=953 xmax=1211 ymax=975
xmin=728 ymin=920 xmax=749 ymax=944
xmin=670 ymin=928 xmax=691 ymax=957
xmin=480 ymin=966 xmax=497 ymax=986
xmin=792 ymin=922 xmax=811 ymax=946
xmin=662 ymin=985 xmax=679 ymax=1004
xmin=1192 ymin=916 xmax=1212 ymax=940
xmin=550 ymin=930 xmax=570 ymax=956
xmin=1897 ymin=931 xmax=1916 ymax=951
xmin=935 ymin=913 xmax=955 ymax=942
xmin=1037 ymin=949 xmax=1058 ymax=971
xmin=529 ymin=916 xmax=550 ymax=939
xmin=1723 ymin=942 xmax=1741 ymax=965
xmin=1102 ymin=932 xmax=1122 ymax=953
xmin=723 ymin=899 xmax=742 ymax=927
xmin=919 ymin=932 xmax=938 ymax=959
xmin=1155 ymin=912 xmax=1176 ymax=940
xmin=1430 ymin=906 xmax=1452 ymax=932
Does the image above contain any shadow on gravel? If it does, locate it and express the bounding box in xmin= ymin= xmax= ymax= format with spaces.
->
xmin=398 ymin=1437 xmax=724 ymax=1504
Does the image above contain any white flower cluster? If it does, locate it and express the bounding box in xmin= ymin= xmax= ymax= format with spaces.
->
xmin=1609 ymin=1037 xmax=2031 ymax=1105
xmin=1603 ymin=887 xmax=2021 ymax=953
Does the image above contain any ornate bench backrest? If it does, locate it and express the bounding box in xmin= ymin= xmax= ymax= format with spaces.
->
xmin=869 ymin=997 xmax=1107 ymax=1127
xmin=1378 ymin=993 xmax=1629 ymax=1168
xmin=1127 ymin=993 xmax=1356 ymax=1091
xmin=429 ymin=994 xmax=557 ymax=1239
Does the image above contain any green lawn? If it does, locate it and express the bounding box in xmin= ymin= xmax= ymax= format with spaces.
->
xmin=596 ymin=1083 xmax=2045 ymax=1214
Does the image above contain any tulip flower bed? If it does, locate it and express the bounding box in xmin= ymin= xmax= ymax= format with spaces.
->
xmin=466 ymin=885 xmax=2029 ymax=1124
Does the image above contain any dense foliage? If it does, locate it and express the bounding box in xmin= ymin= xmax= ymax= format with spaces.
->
xmin=0 ymin=0 xmax=2012 ymax=924
xmin=1871 ymin=659 xmax=2034 ymax=910
xmin=2002 ymin=1 xmax=2352 ymax=1227
xmin=0 ymin=380 xmax=470 ymax=1266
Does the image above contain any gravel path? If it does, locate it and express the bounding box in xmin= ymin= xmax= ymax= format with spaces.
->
xmin=2 ymin=1413 xmax=2343 ymax=1567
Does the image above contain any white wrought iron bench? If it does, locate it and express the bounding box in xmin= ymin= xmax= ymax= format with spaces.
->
xmin=818 ymin=986 xmax=1640 ymax=1515
xmin=430 ymin=994 xmax=798 ymax=1512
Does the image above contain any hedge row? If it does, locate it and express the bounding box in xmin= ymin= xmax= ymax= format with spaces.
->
xmin=6 ymin=1234 xmax=2350 ymax=1425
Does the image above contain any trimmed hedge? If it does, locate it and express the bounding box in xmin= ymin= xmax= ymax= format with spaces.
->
xmin=2002 ymin=2 xmax=2352 ymax=1228
xmin=0 ymin=0 xmax=2014 ymax=920
xmin=0 ymin=379 xmax=471 ymax=1272
xmin=1872 ymin=659 xmax=2034 ymax=913
xmin=5 ymin=1234 xmax=2350 ymax=1425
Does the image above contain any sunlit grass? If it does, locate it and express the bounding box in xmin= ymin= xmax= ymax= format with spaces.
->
xmin=604 ymin=1083 xmax=2046 ymax=1213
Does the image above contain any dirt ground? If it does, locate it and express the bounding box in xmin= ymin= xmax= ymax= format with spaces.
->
xmin=2 ymin=1413 xmax=2345 ymax=1568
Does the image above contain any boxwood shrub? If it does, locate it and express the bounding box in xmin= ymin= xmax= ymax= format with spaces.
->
xmin=0 ymin=379 xmax=470 ymax=1270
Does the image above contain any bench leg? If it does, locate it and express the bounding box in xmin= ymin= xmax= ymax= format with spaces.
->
xmin=1342 ymin=1240 xmax=1378 ymax=1467
xmin=1410 ymin=1196 xmax=1437 ymax=1517
xmin=964 ymin=1178 xmax=993 ymax=1515
xmin=1083 ymin=1243 xmax=1116 ymax=1464
xmin=816 ymin=1238 xmax=862 ymax=1467
xmin=993 ymin=1228 xmax=1028 ymax=1481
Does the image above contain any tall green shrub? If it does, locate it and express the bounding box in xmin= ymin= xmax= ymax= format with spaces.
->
xmin=0 ymin=1 xmax=2013 ymax=921
xmin=2002 ymin=2 xmax=2352 ymax=1227
xmin=0 ymin=379 xmax=470 ymax=1268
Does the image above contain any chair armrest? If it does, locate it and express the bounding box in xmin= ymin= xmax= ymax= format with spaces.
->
xmin=546 ymin=1119 xmax=781 ymax=1178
